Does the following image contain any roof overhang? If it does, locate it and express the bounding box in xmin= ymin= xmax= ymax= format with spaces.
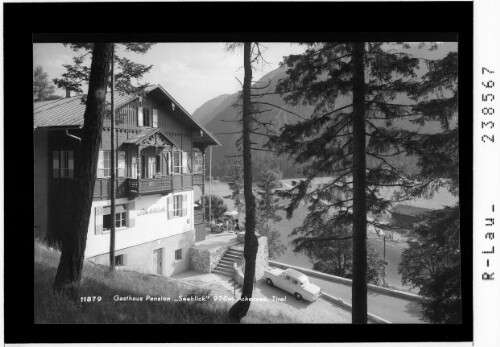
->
xmin=146 ymin=85 xmax=221 ymax=146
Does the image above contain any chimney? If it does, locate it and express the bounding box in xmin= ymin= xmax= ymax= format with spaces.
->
xmin=65 ymin=88 xmax=71 ymax=98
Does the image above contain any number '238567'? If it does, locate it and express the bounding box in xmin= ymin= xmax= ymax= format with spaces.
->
xmin=481 ymin=67 xmax=495 ymax=143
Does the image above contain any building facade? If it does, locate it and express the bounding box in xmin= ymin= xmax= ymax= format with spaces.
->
xmin=34 ymin=85 xmax=220 ymax=277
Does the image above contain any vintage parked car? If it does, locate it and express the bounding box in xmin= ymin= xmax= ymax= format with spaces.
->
xmin=263 ymin=267 xmax=321 ymax=302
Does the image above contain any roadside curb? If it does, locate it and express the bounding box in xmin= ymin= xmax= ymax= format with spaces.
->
xmin=321 ymin=292 xmax=391 ymax=324
xmin=269 ymin=260 xmax=423 ymax=302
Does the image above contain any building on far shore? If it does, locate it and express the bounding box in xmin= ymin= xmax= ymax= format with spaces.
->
xmin=390 ymin=204 xmax=433 ymax=229
xmin=34 ymin=84 xmax=220 ymax=276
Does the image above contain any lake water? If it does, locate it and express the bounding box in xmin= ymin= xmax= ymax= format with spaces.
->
xmin=204 ymin=177 xmax=458 ymax=291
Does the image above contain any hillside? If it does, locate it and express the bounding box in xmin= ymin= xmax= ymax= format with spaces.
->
xmin=199 ymin=67 xmax=315 ymax=179
xmin=192 ymin=93 xmax=236 ymax=125
xmin=196 ymin=65 xmax=454 ymax=181
xmin=34 ymin=242 xmax=296 ymax=324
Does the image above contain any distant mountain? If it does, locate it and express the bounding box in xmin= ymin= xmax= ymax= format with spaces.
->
xmin=202 ymin=67 xmax=315 ymax=180
xmin=192 ymin=94 xmax=236 ymax=125
xmin=198 ymin=66 xmax=453 ymax=181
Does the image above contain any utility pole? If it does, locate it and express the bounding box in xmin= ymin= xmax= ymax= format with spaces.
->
xmin=109 ymin=43 xmax=116 ymax=272
xmin=209 ymin=145 xmax=212 ymax=225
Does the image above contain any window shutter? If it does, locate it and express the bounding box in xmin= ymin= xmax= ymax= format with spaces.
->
xmin=167 ymin=152 xmax=171 ymax=175
xmin=68 ymin=151 xmax=74 ymax=178
xmin=181 ymin=193 xmax=188 ymax=217
xmin=127 ymin=201 xmax=135 ymax=227
xmin=167 ymin=196 xmax=174 ymax=219
xmin=187 ymin=152 xmax=193 ymax=172
xmin=97 ymin=151 xmax=104 ymax=178
xmin=137 ymin=106 xmax=144 ymax=126
xmin=95 ymin=206 xmax=104 ymax=234
xmin=153 ymin=109 xmax=158 ymax=128
xmin=182 ymin=152 xmax=188 ymax=174
xmin=53 ymin=151 xmax=60 ymax=178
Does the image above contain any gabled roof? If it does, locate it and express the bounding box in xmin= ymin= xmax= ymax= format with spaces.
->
xmin=33 ymin=84 xmax=220 ymax=146
xmin=391 ymin=204 xmax=433 ymax=217
xmin=123 ymin=128 xmax=181 ymax=149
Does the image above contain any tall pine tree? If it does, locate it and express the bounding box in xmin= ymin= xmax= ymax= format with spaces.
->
xmin=269 ymin=42 xmax=458 ymax=323
xmin=398 ymin=49 xmax=460 ymax=323
xmin=228 ymin=42 xmax=260 ymax=322
xmin=53 ymin=43 xmax=113 ymax=294
xmin=228 ymin=157 xmax=245 ymax=221
xmin=53 ymin=43 xmax=155 ymax=293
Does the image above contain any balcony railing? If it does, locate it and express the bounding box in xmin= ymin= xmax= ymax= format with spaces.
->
xmin=93 ymin=177 xmax=129 ymax=200
xmin=92 ymin=175 xmax=197 ymax=200
xmin=128 ymin=177 xmax=173 ymax=195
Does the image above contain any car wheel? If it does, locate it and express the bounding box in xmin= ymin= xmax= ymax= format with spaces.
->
xmin=266 ymin=278 xmax=274 ymax=286
xmin=294 ymin=292 xmax=303 ymax=301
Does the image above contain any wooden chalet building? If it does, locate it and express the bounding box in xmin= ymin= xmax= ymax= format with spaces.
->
xmin=34 ymin=85 xmax=220 ymax=276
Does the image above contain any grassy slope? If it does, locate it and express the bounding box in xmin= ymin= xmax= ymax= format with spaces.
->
xmin=34 ymin=242 xmax=295 ymax=324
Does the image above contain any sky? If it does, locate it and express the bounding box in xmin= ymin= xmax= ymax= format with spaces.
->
xmin=33 ymin=42 xmax=457 ymax=114
xmin=33 ymin=43 xmax=306 ymax=114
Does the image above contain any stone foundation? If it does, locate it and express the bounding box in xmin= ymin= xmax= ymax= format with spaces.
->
xmin=233 ymin=235 xmax=269 ymax=282
xmin=189 ymin=240 xmax=233 ymax=273
xmin=254 ymin=236 xmax=269 ymax=280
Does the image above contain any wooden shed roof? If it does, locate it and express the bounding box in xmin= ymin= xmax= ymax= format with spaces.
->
xmin=391 ymin=204 xmax=433 ymax=217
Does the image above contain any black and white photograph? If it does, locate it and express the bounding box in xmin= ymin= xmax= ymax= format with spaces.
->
xmin=2 ymin=0 xmax=485 ymax=344
xmin=32 ymin=39 xmax=461 ymax=324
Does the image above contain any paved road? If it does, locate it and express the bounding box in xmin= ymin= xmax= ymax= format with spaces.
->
xmin=367 ymin=231 xmax=417 ymax=292
xmin=173 ymin=270 xmax=352 ymax=323
xmin=305 ymin=274 xmax=425 ymax=323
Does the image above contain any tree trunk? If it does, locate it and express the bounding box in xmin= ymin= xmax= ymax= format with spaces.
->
xmin=351 ymin=42 xmax=368 ymax=324
xmin=228 ymin=42 xmax=258 ymax=322
xmin=53 ymin=43 xmax=113 ymax=297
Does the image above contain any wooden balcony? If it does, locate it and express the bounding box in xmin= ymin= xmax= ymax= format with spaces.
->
xmin=128 ymin=177 xmax=173 ymax=196
xmin=93 ymin=177 xmax=129 ymax=200
xmin=92 ymin=175 xmax=194 ymax=200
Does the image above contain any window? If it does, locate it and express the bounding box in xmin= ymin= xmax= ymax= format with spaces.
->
xmin=115 ymin=255 xmax=125 ymax=266
xmin=102 ymin=205 xmax=128 ymax=232
xmin=148 ymin=156 xmax=156 ymax=178
xmin=143 ymin=108 xmax=151 ymax=127
xmin=97 ymin=151 xmax=126 ymax=178
xmin=173 ymin=151 xmax=182 ymax=174
xmin=53 ymin=150 xmax=74 ymax=178
xmin=98 ymin=150 xmax=111 ymax=178
xmin=291 ymin=278 xmax=299 ymax=285
xmin=175 ymin=249 xmax=182 ymax=260
xmin=173 ymin=194 xmax=183 ymax=217
xmin=95 ymin=201 xmax=135 ymax=234
xmin=117 ymin=151 xmax=126 ymax=177
xmin=193 ymin=152 xmax=203 ymax=173
xmin=168 ymin=194 xmax=187 ymax=219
